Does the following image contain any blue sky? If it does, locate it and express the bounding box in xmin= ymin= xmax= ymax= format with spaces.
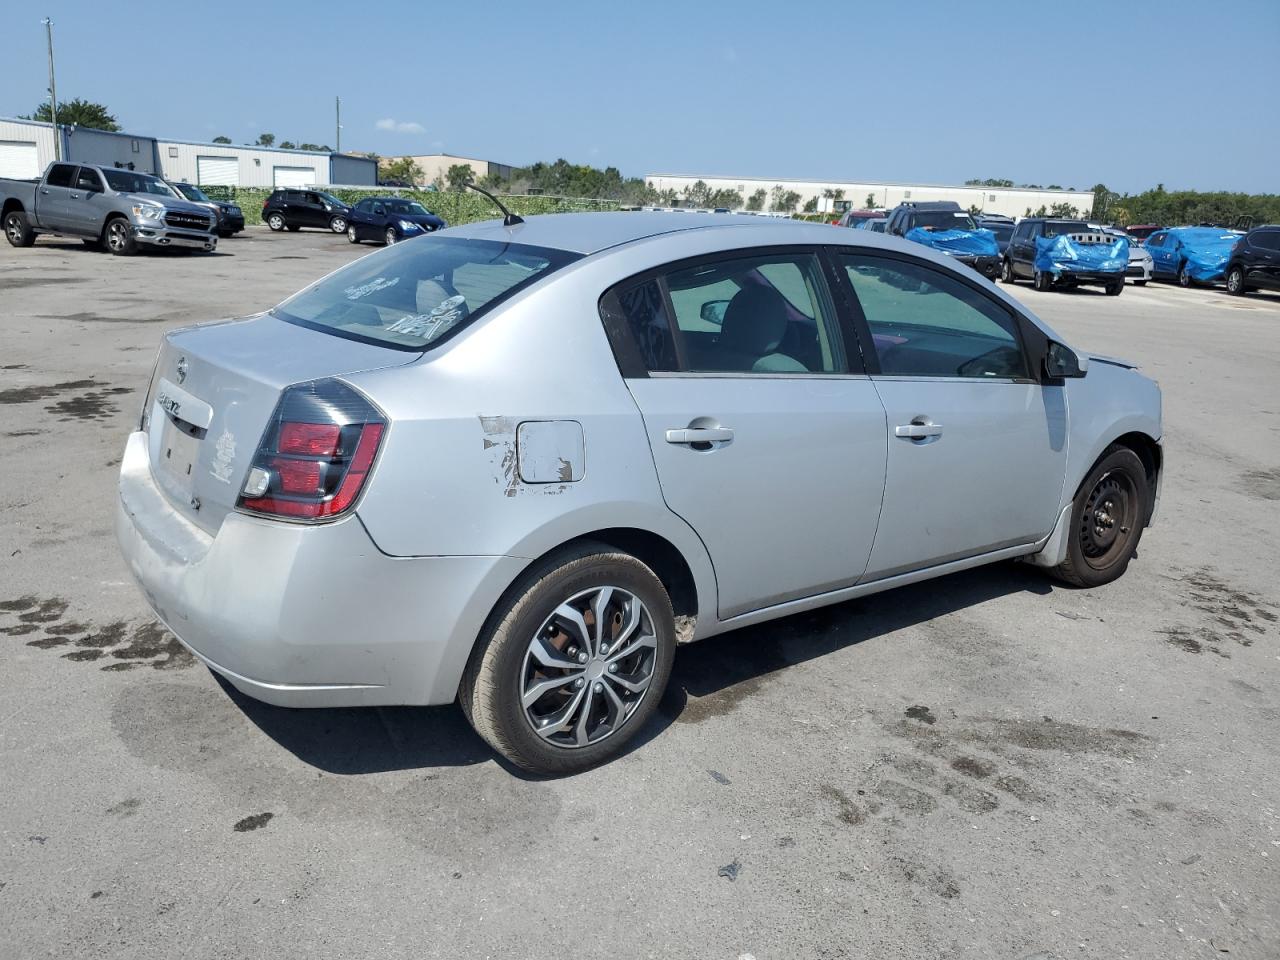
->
xmin=3 ymin=0 xmax=1277 ymax=194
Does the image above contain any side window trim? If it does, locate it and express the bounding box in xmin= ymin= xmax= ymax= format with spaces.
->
xmin=828 ymin=245 xmax=1044 ymax=384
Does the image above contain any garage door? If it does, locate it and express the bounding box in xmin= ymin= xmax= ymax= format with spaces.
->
xmin=196 ymin=155 xmax=238 ymax=186
xmin=273 ymin=166 xmax=317 ymax=188
xmin=0 ymin=140 xmax=40 ymax=179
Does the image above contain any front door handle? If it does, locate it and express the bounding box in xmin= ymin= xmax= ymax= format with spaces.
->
xmin=666 ymin=426 xmax=734 ymax=445
xmin=894 ymin=422 xmax=943 ymax=440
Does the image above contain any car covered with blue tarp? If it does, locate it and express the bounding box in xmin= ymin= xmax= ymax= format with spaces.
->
xmin=1003 ymin=217 xmax=1128 ymax=296
xmin=1146 ymin=226 xmax=1241 ymax=286
xmin=885 ymin=201 xmax=1002 ymax=278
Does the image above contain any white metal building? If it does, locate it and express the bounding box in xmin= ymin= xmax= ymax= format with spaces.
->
xmin=646 ymin=173 xmax=1096 ymax=218
xmin=0 ymin=117 xmax=377 ymax=187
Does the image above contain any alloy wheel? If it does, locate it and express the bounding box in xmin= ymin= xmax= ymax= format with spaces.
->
xmin=5 ymin=215 xmax=21 ymax=243
xmin=1078 ymin=470 xmax=1137 ymax=570
xmin=1227 ymin=268 xmax=1242 ymax=294
xmin=520 ymin=586 xmax=658 ymax=749
xmin=331 ymin=217 xmax=347 ymax=233
xmin=107 ymin=222 xmax=128 ymax=251
xmin=385 ymin=228 xmax=397 ymax=245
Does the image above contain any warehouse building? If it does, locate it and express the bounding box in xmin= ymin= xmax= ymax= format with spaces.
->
xmin=0 ymin=117 xmax=377 ymax=187
xmin=646 ymin=173 xmax=1096 ymax=218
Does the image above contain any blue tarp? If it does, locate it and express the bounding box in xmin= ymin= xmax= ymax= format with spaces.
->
xmin=1034 ymin=234 xmax=1128 ymax=275
xmin=904 ymin=227 xmax=999 ymax=257
xmin=1166 ymin=227 xmax=1240 ymax=281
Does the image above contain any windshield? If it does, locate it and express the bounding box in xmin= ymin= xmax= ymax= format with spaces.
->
xmin=1043 ymin=220 xmax=1090 ymax=238
xmin=172 ymin=182 xmax=211 ymax=203
xmin=317 ymin=192 xmax=344 ymax=207
xmin=274 ymin=237 xmax=581 ymax=350
xmin=914 ymin=211 xmax=976 ymax=231
xmin=983 ymin=223 xmax=1014 ymax=241
xmin=102 ymin=170 xmax=174 ymax=196
xmin=385 ymin=199 xmax=431 ymax=216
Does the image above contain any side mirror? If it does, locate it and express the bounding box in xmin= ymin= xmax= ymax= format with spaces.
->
xmin=700 ymin=299 xmax=730 ymax=326
xmin=1044 ymin=340 xmax=1086 ymax=379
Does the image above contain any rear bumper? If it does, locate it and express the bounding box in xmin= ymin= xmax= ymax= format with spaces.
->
xmin=114 ymin=431 xmax=525 ymax=707
xmin=219 ymin=214 xmax=245 ymax=233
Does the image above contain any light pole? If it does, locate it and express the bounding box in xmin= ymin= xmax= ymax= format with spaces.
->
xmin=42 ymin=17 xmax=60 ymax=160
xmin=335 ymin=96 xmax=342 ymax=153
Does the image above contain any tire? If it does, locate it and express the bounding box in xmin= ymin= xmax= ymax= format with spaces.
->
xmin=459 ymin=543 xmax=676 ymax=776
xmin=266 ymin=212 xmax=286 ymax=231
xmin=1133 ymin=279 xmax=1147 ymax=287
xmin=3 ymin=209 xmax=36 ymax=247
xmin=384 ymin=227 xmax=397 ymax=245
xmin=329 ymin=216 xmax=348 ymax=234
xmin=104 ymin=217 xmax=137 ymax=256
xmin=1000 ymin=258 xmax=1017 ymax=283
xmin=1225 ymin=266 xmax=1246 ymax=296
xmin=1034 ymin=270 xmax=1053 ymax=292
xmin=1105 ymin=279 xmax=1123 ymax=296
xmin=346 ymin=225 xmax=360 ymax=244
xmin=1049 ymin=446 xmax=1149 ymax=588
xmin=1178 ymin=263 xmax=1192 ymax=287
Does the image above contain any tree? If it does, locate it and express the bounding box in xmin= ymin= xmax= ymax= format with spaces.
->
xmin=746 ymin=188 xmax=767 ymax=211
xmin=706 ymin=188 xmax=743 ymax=210
xmin=803 ymin=196 xmax=819 ymax=213
xmin=24 ymin=97 xmax=119 ymax=131
xmin=682 ymin=179 xmax=712 ymax=208
xmin=295 ymin=142 xmax=331 ymax=152
xmin=279 ymin=140 xmax=296 ymax=150
xmin=255 ymin=133 xmax=275 ymax=147
xmin=212 ymin=135 xmax=232 ymax=144
xmin=1049 ymin=202 xmax=1080 ymax=218
xmin=1091 ymin=183 xmax=1117 ymax=221
xmin=381 ymin=156 xmax=425 ymax=185
xmin=769 ymin=185 xmax=801 ymax=213
xmin=965 ymin=178 xmax=1014 ymax=188
xmin=446 ymin=163 xmax=476 ymax=191
xmin=865 ymin=193 xmax=877 ymax=209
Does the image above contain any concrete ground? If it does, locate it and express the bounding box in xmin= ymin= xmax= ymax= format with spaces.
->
xmin=2 ymin=227 xmax=1278 ymax=960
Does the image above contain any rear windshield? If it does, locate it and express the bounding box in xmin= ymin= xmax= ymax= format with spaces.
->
xmin=982 ymin=223 xmax=1014 ymax=241
xmin=913 ymin=211 xmax=976 ymax=231
xmin=1043 ymin=220 xmax=1090 ymax=237
xmin=273 ymin=236 xmax=580 ymax=350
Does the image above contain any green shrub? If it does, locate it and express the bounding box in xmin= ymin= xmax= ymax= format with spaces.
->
xmin=199 ymin=186 xmax=619 ymax=226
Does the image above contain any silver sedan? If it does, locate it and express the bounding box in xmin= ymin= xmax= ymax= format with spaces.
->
xmin=116 ymin=213 xmax=1163 ymax=774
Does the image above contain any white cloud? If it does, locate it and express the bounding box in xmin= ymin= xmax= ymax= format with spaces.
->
xmin=376 ymin=118 xmax=425 ymax=134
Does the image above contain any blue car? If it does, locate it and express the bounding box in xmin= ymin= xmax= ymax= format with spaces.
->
xmin=346 ymin=197 xmax=447 ymax=245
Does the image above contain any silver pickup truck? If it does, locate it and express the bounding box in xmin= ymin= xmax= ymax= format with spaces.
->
xmin=2 ymin=162 xmax=217 ymax=255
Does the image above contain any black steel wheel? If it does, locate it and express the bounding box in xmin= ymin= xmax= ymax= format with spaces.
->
xmin=1050 ymin=446 xmax=1149 ymax=587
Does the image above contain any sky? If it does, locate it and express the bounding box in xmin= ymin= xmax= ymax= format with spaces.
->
xmin=2 ymin=0 xmax=1277 ymax=195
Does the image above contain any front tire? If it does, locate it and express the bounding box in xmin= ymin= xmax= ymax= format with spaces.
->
xmin=346 ymin=225 xmax=360 ymax=244
xmin=384 ymin=227 xmax=397 ymax=245
xmin=1049 ymin=446 xmax=1149 ymax=588
xmin=1226 ymin=265 xmax=1246 ymax=296
xmin=266 ymin=212 xmax=286 ymax=231
xmin=1105 ymin=279 xmax=1123 ymax=296
xmin=1178 ymin=263 xmax=1192 ymax=287
xmin=1034 ymin=270 xmax=1053 ymax=292
xmin=104 ymin=217 xmax=137 ymax=256
xmin=459 ymin=543 xmax=676 ymax=776
xmin=4 ymin=210 xmax=36 ymax=247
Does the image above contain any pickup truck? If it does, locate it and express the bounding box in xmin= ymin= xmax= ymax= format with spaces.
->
xmin=2 ymin=162 xmax=217 ymax=255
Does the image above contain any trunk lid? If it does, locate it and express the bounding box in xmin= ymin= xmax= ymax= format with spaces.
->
xmin=144 ymin=313 xmax=414 ymax=535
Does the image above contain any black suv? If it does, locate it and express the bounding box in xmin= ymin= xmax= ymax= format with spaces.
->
xmin=1002 ymin=217 xmax=1125 ymax=294
xmin=884 ymin=201 xmax=1001 ymax=277
xmin=977 ymin=215 xmax=1015 ymax=256
xmin=1224 ymin=225 xmax=1280 ymax=296
xmin=261 ymin=189 xmax=351 ymax=234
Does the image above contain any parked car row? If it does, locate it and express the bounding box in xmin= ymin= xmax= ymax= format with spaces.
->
xmin=261 ymin=189 xmax=448 ymax=246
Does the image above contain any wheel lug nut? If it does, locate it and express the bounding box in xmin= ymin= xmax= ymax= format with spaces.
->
xmin=574 ymin=678 xmax=584 ymax=688
xmin=594 ymin=682 xmax=603 ymax=692
xmin=608 ymin=664 xmax=618 ymax=674
xmin=600 ymin=643 xmax=609 ymax=654
xmin=577 ymin=652 xmax=588 ymax=663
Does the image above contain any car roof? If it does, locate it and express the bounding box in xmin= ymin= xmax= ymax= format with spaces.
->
xmin=444 ymin=211 xmax=809 ymax=255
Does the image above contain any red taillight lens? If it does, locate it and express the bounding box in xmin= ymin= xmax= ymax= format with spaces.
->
xmin=237 ymin=379 xmax=386 ymax=522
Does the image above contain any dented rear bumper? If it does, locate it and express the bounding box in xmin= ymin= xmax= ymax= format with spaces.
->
xmin=114 ymin=431 xmax=525 ymax=706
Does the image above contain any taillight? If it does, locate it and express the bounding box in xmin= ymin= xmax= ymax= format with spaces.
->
xmin=237 ymin=379 xmax=386 ymax=522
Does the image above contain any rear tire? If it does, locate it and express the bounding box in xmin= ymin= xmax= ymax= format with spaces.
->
xmin=1034 ymin=270 xmax=1053 ymax=292
xmin=104 ymin=217 xmax=137 ymax=256
xmin=1178 ymin=263 xmax=1192 ymax=287
xmin=1226 ymin=265 xmax=1246 ymax=296
xmin=4 ymin=209 xmax=36 ymax=247
xmin=459 ymin=543 xmax=676 ymax=776
xmin=1049 ymin=446 xmax=1149 ymax=588
xmin=384 ymin=227 xmax=397 ymax=245
xmin=266 ymin=212 xmax=286 ymax=231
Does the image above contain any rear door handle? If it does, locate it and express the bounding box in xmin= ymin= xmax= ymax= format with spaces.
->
xmin=894 ymin=422 xmax=943 ymax=440
xmin=666 ymin=426 xmax=734 ymax=445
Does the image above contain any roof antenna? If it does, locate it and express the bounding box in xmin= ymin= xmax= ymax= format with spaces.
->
xmin=465 ymin=183 xmax=523 ymax=226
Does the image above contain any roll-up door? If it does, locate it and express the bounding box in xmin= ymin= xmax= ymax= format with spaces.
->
xmin=0 ymin=140 xmax=40 ymax=179
xmin=273 ymin=166 xmax=317 ymax=187
xmin=196 ymin=155 xmax=239 ymax=186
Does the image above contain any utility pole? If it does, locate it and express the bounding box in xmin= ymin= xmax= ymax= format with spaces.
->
xmin=335 ymin=96 xmax=341 ymax=153
xmin=43 ymin=17 xmax=60 ymax=160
